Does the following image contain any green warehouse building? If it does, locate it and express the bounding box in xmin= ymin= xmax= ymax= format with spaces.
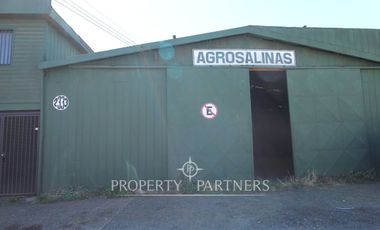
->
xmin=2 ymin=0 xmax=380 ymax=195
xmin=0 ymin=0 xmax=92 ymax=195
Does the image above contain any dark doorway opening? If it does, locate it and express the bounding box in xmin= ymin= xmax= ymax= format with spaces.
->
xmin=0 ymin=111 xmax=39 ymax=196
xmin=250 ymin=70 xmax=294 ymax=178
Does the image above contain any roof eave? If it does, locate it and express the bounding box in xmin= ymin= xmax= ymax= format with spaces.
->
xmin=46 ymin=9 xmax=93 ymax=54
xmin=39 ymin=26 xmax=251 ymax=69
xmin=0 ymin=9 xmax=93 ymax=54
xmin=39 ymin=25 xmax=380 ymax=70
xmin=247 ymin=26 xmax=380 ymax=64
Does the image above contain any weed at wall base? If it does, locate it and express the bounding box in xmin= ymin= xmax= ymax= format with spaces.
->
xmin=273 ymin=169 xmax=379 ymax=190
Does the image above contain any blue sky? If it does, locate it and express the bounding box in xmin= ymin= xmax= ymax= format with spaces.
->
xmin=52 ymin=0 xmax=380 ymax=52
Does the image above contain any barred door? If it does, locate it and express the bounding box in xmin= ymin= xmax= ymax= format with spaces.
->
xmin=0 ymin=111 xmax=39 ymax=195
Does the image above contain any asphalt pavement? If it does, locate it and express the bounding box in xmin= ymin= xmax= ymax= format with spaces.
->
xmin=0 ymin=183 xmax=379 ymax=229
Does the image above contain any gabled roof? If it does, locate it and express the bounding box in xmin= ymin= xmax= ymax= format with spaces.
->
xmin=39 ymin=25 xmax=380 ymax=69
xmin=0 ymin=0 xmax=92 ymax=54
xmin=46 ymin=9 xmax=93 ymax=53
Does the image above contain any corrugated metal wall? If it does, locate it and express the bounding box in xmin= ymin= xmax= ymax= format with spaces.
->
xmin=40 ymin=34 xmax=380 ymax=191
xmin=89 ymin=35 xmax=378 ymax=68
xmin=361 ymin=69 xmax=380 ymax=172
xmin=0 ymin=19 xmax=45 ymax=110
xmin=167 ymin=67 xmax=253 ymax=180
xmin=42 ymin=68 xmax=167 ymax=191
xmin=0 ymin=0 xmax=51 ymax=14
xmin=287 ymin=69 xmax=370 ymax=175
xmin=45 ymin=25 xmax=81 ymax=61
xmin=0 ymin=19 xmax=87 ymax=111
xmin=259 ymin=27 xmax=380 ymax=59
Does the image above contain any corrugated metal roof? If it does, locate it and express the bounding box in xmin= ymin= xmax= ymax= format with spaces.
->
xmin=39 ymin=25 xmax=380 ymax=69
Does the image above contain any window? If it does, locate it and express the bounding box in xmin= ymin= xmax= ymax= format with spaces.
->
xmin=0 ymin=30 xmax=13 ymax=65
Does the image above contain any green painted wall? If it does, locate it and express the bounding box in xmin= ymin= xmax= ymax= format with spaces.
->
xmin=45 ymin=25 xmax=81 ymax=61
xmin=253 ymin=26 xmax=380 ymax=61
xmin=0 ymin=19 xmax=46 ymax=110
xmin=41 ymin=34 xmax=380 ymax=192
xmin=167 ymin=67 xmax=253 ymax=180
xmin=82 ymin=34 xmax=377 ymax=177
xmin=42 ymin=68 xmax=167 ymax=191
xmin=0 ymin=0 xmax=51 ymax=14
xmin=362 ymin=69 xmax=380 ymax=172
xmin=287 ymin=69 xmax=370 ymax=175
xmin=0 ymin=19 xmax=85 ymax=111
xmin=88 ymin=35 xmax=378 ymax=68
xmin=42 ymin=66 xmax=253 ymax=192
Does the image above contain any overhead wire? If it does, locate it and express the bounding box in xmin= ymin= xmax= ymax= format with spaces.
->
xmin=80 ymin=0 xmax=138 ymax=44
xmin=54 ymin=0 xmax=136 ymax=46
xmin=65 ymin=0 xmax=137 ymax=45
xmin=60 ymin=0 xmax=135 ymax=45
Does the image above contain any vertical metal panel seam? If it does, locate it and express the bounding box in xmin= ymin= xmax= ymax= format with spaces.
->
xmin=361 ymin=70 xmax=374 ymax=166
xmin=165 ymin=68 xmax=170 ymax=178
xmin=0 ymin=115 xmax=3 ymax=186
xmin=374 ymin=72 xmax=380 ymax=165
xmin=164 ymin=69 xmax=169 ymax=177
xmin=36 ymin=70 xmax=45 ymax=195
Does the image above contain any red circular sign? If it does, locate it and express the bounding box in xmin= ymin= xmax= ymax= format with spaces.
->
xmin=201 ymin=103 xmax=218 ymax=119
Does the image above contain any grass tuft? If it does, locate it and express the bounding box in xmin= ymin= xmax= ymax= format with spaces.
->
xmin=273 ymin=169 xmax=380 ymax=190
xmin=38 ymin=186 xmax=90 ymax=203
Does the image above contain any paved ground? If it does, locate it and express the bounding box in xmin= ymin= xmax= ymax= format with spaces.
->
xmin=0 ymin=183 xmax=379 ymax=230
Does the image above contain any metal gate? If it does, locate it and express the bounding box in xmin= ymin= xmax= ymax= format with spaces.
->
xmin=0 ymin=111 xmax=39 ymax=195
